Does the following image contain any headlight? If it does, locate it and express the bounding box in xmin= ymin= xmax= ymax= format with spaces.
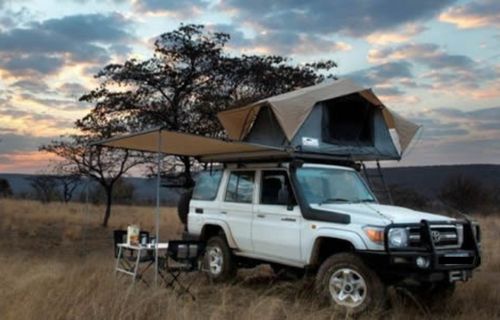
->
xmin=388 ymin=228 xmax=409 ymax=248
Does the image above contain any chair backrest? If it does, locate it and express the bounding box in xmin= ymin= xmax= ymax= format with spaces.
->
xmin=113 ymin=230 xmax=127 ymax=257
xmin=139 ymin=231 xmax=149 ymax=245
xmin=167 ymin=240 xmax=206 ymax=267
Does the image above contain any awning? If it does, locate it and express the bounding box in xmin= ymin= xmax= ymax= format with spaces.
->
xmin=93 ymin=127 xmax=287 ymax=161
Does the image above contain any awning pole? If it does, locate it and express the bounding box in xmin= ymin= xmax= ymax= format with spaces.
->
xmin=154 ymin=129 xmax=162 ymax=287
xmin=84 ymin=146 xmax=91 ymax=257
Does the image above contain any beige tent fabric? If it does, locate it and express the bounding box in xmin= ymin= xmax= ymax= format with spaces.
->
xmin=217 ymin=78 xmax=419 ymax=154
xmin=96 ymin=129 xmax=283 ymax=158
xmin=219 ymin=79 xmax=365 ymax=140
xmin=391 ymin=112 xmax=421 ymax=152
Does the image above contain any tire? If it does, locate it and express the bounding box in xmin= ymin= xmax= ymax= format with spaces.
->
xmin=316 ymin=253 xmax=387 ymax=315
xmin=177 ymin=189 xmax=193 ymax=226
xmin=204 ymin=236 xmax=237 ymax=282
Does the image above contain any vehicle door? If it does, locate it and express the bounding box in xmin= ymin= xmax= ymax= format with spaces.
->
xmin=252 ymin=169 xmax=302 ymax=262
xmin=219 ymin=170 xmax=256 ymax=252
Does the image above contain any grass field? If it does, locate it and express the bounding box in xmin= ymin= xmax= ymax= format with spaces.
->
xmin=0 ymin=199 xmax=499 ymax=319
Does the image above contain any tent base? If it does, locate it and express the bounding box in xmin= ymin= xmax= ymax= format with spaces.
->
xmin=199 ymin=150 xmax=400 ymax=166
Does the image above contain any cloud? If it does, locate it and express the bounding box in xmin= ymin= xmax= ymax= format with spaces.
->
xmin=347 ymin=61 xmax=414 ymax=87
xmin=0 ymin=13 xmax=134 ymax=77
xmin=133 ymin=0 xmax=208 ymax=16
xmin=365 ymin=24 xmax=427 ymax=45
xmin=209 ymin=23 xmax=351 ymax=56
xmin=18 ymin=93 xmax=90 ymax=111
xmin=439 ymin=0 xmax=500 ymax=29
xmin=58 ymin=82 xmax=89 ymax=99
xmin=368 ymin=43 xmax=474 ymax=69
xmin=366 ymin=42 xmax=500 ymax=95
xmin=0 ymin=54 xmax=65 ymax=76
xmin=408 ymin=106 xmax=500 ymax=142
xmin=0 ymin=151 xmax=58 ymax=173
xmin=11 ymin=79 xmax=51 ymax=94
xmin=220 ymin=0 xmax=456 ymax=37
xmin=0 ymin=133 xmax=56 ymax=153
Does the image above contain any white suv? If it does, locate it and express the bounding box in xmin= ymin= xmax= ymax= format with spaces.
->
xmin=185 ymin=161 xmax=481 ymax=314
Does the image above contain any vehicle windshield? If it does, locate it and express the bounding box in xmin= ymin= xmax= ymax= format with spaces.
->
xmin=295 ymin=167 xmax=376 ymax=205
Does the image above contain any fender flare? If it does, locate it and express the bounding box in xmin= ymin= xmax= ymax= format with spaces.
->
xmin=307 ymin=227 xmax=369 ymax=264
xmin=200 ymin=219 xmax=239 ymax=249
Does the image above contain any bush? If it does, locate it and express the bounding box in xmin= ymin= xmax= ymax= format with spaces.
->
xmin=389 ymin=184 xmax=429 ymax=210
xmin=0 ymin=178 xmax=13 ymax=197
xmin=439 ymin=174 xmax=492 ymax=213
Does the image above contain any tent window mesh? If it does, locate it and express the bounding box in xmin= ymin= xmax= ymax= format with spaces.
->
xmin=322 ymin=94 xmax=374 ymax=146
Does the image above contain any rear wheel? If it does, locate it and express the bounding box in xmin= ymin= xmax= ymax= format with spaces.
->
xmin=205 ymin=236 xmax=237 ymax=282
xmin=316 ymin=253 xmax=387 ymax=315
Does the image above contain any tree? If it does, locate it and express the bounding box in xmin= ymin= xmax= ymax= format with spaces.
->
xmin=41 ymin=112 xmax=146 ymax=227
xmin=29 ymin=174 xmax=59 ymax=203
xmin=51 ymin=163 xmax=82 ymax=203
xmin=0 ymin=178 xmax=13 ymax=197
xmin=439 ymin=174 xmax=491 ymax=212
xmin=80 ymin=24 xmax=336 ymax=187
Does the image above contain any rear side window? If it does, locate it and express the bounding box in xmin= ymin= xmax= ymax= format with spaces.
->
xmin=192 ymin=170 xmax=223 ymax=201
xmin=225 ymin=171 xmax=255 ymax=203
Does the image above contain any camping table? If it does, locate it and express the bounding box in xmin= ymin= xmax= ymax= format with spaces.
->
xmin=115 ymin=243 xmax=169 ymax=283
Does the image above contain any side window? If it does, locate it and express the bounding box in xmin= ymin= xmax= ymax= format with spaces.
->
xmin=261 ymin=170 xmax=293 ymax=205
xmin=192 ymin=170 xmax=222 ymax=201
xmin=225 ymin=171 xmax=255 ymax=203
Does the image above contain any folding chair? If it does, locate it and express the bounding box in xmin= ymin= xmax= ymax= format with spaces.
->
xmin=159 ymin=240 xmax=206 ymax=300
xmin=114 ymin=230 xmax=155 ymax=285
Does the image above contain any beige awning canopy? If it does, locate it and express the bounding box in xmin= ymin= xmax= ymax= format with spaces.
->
xmin=93 ymin=128 xmax=287 ymax=161
xmin=217 ymin=78 xmax=420 ymax=153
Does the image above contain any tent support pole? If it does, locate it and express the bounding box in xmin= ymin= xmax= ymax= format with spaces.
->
xmin=154 ymin=129 xmax=162 ymax=287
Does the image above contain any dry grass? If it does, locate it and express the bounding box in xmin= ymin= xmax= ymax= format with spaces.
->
xmin=0 ymin=199 xmax=499 ymax=320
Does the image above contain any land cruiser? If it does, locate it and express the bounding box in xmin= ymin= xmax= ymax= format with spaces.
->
xmin=185 ymin=160 xmax=481 ymax=313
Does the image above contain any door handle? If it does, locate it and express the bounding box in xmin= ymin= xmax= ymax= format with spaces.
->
xmin=281 ymin=217 xmax=296 ymax=222
xmin=256 ymin=214 xmax=265 ymax=218
xmin=195 ymin=208 xmax=203 ymax=214
xmin=220 ymin=211 xmax=227 ymax=214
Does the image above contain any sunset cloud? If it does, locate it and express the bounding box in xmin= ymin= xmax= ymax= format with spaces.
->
xmin=439 ymin=0 xmax=500 ymax=29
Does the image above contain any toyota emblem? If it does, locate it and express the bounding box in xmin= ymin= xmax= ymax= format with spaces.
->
xmin=431 ymin=230 xmax=441 ymax=242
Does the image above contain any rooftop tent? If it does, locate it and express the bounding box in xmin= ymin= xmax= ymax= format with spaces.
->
xmin=217 ymin=79 xmax=420 ymax=161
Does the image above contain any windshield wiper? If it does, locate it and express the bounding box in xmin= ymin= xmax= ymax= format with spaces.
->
xmin=319 ymin=198 xmax=350 ymax=205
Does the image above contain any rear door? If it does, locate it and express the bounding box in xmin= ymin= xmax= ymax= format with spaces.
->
xmin=252 ymin=169 xmax=302 ymax=263
xmin=220 ymin=170 xmax=256 ymax=252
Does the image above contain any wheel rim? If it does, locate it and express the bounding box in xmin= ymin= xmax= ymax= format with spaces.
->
xmin=328 ymin=268 xmax=367 ymax=308
xmin=207 ymin=246 xmax=223 ymax=276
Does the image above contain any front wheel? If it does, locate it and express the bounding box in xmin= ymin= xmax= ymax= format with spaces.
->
xmin=204 ymin=236 xmax=237 ymax=282
xmin=316 ymin=253 xmax=387 ymax=315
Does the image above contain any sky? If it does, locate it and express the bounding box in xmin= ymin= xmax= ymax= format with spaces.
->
xmin=0 ymin=0 xmax=499 ymax=173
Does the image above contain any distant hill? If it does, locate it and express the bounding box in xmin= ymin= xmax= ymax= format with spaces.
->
xmin=0 ymin=173 xmax=181 ymax=205
xmin=1 ymin=164 xmax=499 ymax=203
xmin=376 ymin=164 xmax=500 ymax=198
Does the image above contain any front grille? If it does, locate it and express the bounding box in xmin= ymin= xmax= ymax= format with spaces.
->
xmin=408 ymin=224 xmax=463 ymax=249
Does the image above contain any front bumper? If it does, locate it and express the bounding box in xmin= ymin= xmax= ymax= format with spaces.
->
xmin=358 ymin=219 xmax=481 ymax=284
